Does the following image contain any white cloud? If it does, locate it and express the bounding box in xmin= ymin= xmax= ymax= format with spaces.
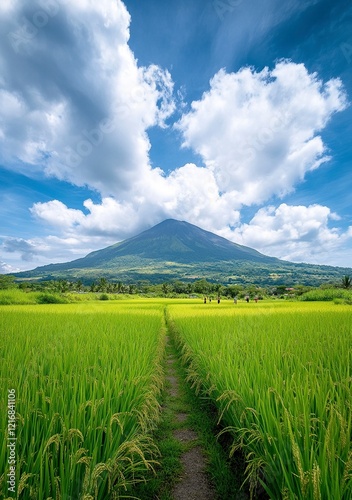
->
xmin=31 ymin=198 xmax=143 ymax=240
xmin=0 ymin=0 xmax=18 ymax=14
xmin=0 ymin=0 xmax=175 ymax=196
xmin=2 ymin=238 xmax=38 ymax=262
xmin=0 ymin=260 xmax=21 ymax=274
xmin=1 ymin=233 xmax=115 ymax=271
xmin=30 ymin=165 xmax=240 ymax=241
xmin=231 ymin=203 xmax=352 ymax=264
xmin=4 ymin=5 xmax=346 ymax=216
xmin=162 ymin=164 xmax=240 ymax=231
xmin=177 ymin=62 xmax=347 ymax=206
xmin=31 ymin=200 xmax=85 ymax=228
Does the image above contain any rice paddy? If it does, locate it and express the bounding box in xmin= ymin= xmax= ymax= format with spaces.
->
xmin=0 ymin=299 xmax=351 ymax=499
xmin=0 ymin=302 xmax=165 ymax=499
xmin=168 ymin=301 xmax=352 ymax=499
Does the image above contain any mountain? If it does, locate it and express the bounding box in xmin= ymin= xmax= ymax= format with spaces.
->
xmin=72 ymin=219 xmax=279 ymax=265
xmin=14 ymin=219 xmax=351 ymax=286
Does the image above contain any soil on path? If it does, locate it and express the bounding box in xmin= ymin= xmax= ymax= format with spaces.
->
xmin=164 ymin=336 xmax=217 ymax=500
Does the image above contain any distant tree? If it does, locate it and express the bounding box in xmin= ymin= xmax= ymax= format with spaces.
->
xmin=108 ymin=282 xmax=117 ymax=293
xmin=246 ymin=284 xmax=262 ymax=297
xmin=272 ymin=285 xmax=288 ymax=296
xmin=128 ymin=284 xmax=137 ymax=294
xmin=0 ymin=275 xmax=16 ymax=290
xmin=194 ymin=279 xmax=211 ymax=295
xmin=213 ymin=283 xmax=223 ymax=297
xmin=58 ymin=280 xmax=69 ymax=293
xmin=172 ymin=281 xmax=188 ymax=294
xmin=162 ymin=283 xmax=170 ymax=297
xmin=137 ymin=280 xmax=152 ymax=294
xmin=49 ymin=281 xmax=59 ymax=292
xmin=97 ymin=277 xmax=108 ymax=292
xmin=341 ymin=275 xmax=351 ymax=289
xmin=75 ymin=279 xmax=84 ymax=292
xmin=225 ymin=284 xmax=244 ymax=298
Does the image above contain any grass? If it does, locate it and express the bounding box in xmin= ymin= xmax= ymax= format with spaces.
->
xmin=300 ymin=288 xmax=352 ymax=302
xmin=132 ymin=340 xmax=185 ymax=500
xmin=0 ymin=302 xmax=165 ymax=499
xmin=0 ymin=289 xmax=38 ymax=305
xmin=168 ymin=301 xmax=352 ymax=499
xmin=0 ymin=288 xmax=148 ymax=306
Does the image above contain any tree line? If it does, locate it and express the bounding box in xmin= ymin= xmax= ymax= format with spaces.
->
xmin=1 ymin=275 xmax=351 ymax=297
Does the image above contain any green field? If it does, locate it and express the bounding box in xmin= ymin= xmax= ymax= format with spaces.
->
xmin=169 ymin=301 xmax=352 ymax=499
xmin=0 ymin=299 xmax=351 ymax=499
xmin=0 ymin=302 xmax=165 ymax=499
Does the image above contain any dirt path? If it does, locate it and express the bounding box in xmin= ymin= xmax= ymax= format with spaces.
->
xmin=164 ymin=336 xmax=217 ymax=500
xmin=133 ymin=323 xmax=250 ymax=499
xmin=136 ymin=326 xmax=249 ymax=499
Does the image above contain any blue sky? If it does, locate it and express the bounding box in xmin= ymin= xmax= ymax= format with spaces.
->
xmin=0 ymin=0 xmax=351 ymax=272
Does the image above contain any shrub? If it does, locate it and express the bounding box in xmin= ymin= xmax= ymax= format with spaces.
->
xmin=36 ymin=293 xmax=67 ymax=304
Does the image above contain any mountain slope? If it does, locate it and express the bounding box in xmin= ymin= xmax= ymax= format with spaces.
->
xmin=14 ymin=219 xmax=351 ymax=286
xmin=81 ymin=219 xmax=279 ymax=264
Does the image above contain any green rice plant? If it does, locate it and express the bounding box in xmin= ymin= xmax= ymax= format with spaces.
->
xmin=0 ymin=289 xmax=38 ymax=305
xmin=0 ymin=301 xmax=166 ymax=499
xmin=300 ymin=288 xmax=352 ymax=302
xmin=168 ymin=301 xmax=352 ymax=499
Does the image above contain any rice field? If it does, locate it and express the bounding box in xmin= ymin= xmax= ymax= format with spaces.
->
xmin=0 ymin=301 xmax=165 ymax=499
xmin=1 ymin=298 xmax=351 ymax=499
xmin=167 ymin=301 xmax=352 ymax=499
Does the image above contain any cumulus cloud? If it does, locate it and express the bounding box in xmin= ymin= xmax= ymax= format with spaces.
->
xmin=27 ymin=56 xmax=348 ymax=255
xmin=1 ymin=233 xmax=112 ymax=269
xmin=177 ymin=62 xmax=348 ymax=206
xmin=3 ymin=238 xmax=38 ymax=261
xmin=31 ymin=164 xmax=240 ymax=240
xmin=31 ymin=200 xmax=85 ymax=228
xmin=0 ymin=0 xmax=175 ymax=195
xmin=32 ymin=197 xmax=141 ymax=239
xmin=0 ymin=260 xmax=21 ymax=274
xmin=162 ymin=164 xmax=240 ymax=231
xmin=231 ymin=203 xmax=352 ymax=264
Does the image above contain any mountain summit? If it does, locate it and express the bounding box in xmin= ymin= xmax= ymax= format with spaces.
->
xmin=82 ymin=219 xmax=277 ymax=264
xmin=13 ymin=219 xmax=351 ymax=285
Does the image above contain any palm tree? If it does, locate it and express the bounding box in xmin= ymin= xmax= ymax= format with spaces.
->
xmin=341 ymin=275 xmax=351 ymax=289
xmin=75 ymin=279 xmax=83 ymax=292
xmin=97 ymin=277 xmax=108 ymax=292
xmin=162 ymin=283 xmax=169 ymax=297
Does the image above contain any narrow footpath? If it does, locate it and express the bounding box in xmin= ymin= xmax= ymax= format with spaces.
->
xmin=134 ymin=320 xmax=249 ymax=500
xmin=165 ymin=334 xmax=217 ymax=500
